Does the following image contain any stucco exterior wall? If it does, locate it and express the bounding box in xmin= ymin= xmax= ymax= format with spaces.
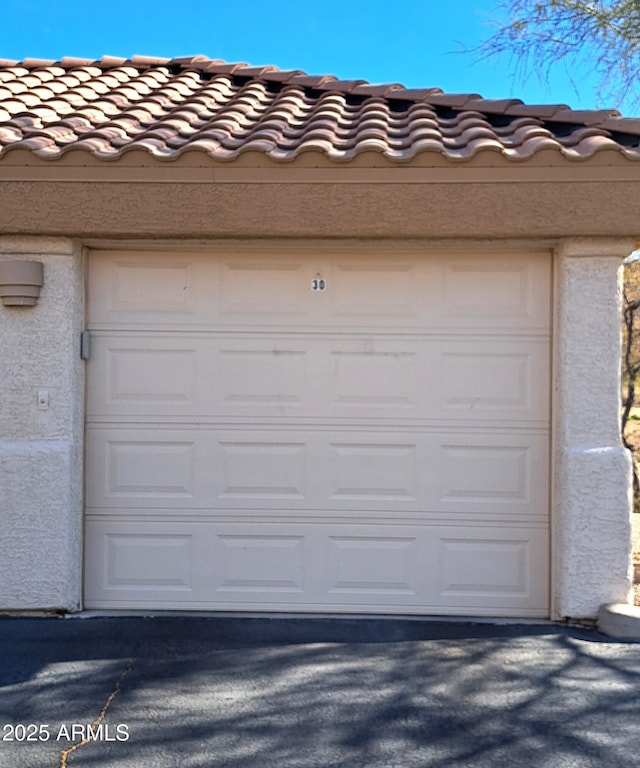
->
xmin=0 ymin=231 xmax=636 ymax=618
xmin=0 ymin=236 xmax=84 ymax=610
xmin=0 ymin=177 xmax=639 ymax=240
xmin=552 ymin=238 xmax=635 ymax=618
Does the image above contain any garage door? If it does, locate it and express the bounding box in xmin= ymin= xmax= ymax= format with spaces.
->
xmin=84 ymin=247 xmax=550 ymax=616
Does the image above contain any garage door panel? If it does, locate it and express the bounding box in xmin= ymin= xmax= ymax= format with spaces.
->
xmin=84 ymin=523 xmax=215 ymax=602
xmin=88 ymin=333 xmax=548 ymax=423
xmin=329 ymin=260 xmax=420 ymax=320
xmin=103 ymin=533 xmax=194 ymax=590
xmin=88 ymin=251 xmax=219 ymax=327
xmin=328 ymin=441 xmax=419 ymax=502
xmin=326 ymin=534 xmax=419 ymax=596
xmin=87 ymin=428 xmax=427 ymax=511
xmin=438 ymin=444 xmax=529 ymax=502
xmin=217 ymin=337 xmax=424 ymax=417
xmin=215 ymin=533 xmax=307 ymax=594
xmin=90 ymin=340 xmax=199 ymax=413
xmin=218 ymin=439 xmax=308 ymax=500
xmin=88 ymin=335 xmax=312 ymax=418
xmin=89 ymin=250 xmax=550 ymax=332
xmin=218 ymin=337 xmax=423 ymax=418
xmin=86 ymin=429 xmax=208 ymax=508
xmin=101 ymin=438 xmax=197 ymax=500
xmin=436 ymin=339 xmax=549 ymax=422
xmin=441 ymin=261 xmax=530 ymax=318
xmin=219 ymin=258 xmax=308 ymax=318
xmin=435 ymin=527 xmax=548 ymax=609
xmin=87 ymin=335 xmax=207 ymax=417
xmin=87 ymin=428 xmax=319 ymax=510
xmin=87 ymin=427 xmax=546 ymax=517
xmin=436 ymin=255 xmax=550 ymax=329
xmin=219 ymin=346 xmax=309 ymax=409
xmin=85 ymin=520 xmax=547 ymax=614
xmin=433 ymin=434 xmax=548 ymax=514
xmin=85 ymin=248 xmax=550 ymax=616
xmin=329 ymin=346 xmax=419 ymax=412
xmin=439 ymin=537 xmax=528 ymax=595
xmin=96 ymin=260 xmax=196 ymax=315
xmin=89 ymin=335 xmax=424 ymax=419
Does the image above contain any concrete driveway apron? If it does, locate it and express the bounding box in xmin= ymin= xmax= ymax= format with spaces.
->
xmin=1 ymin=616 xmax=640 ymax=767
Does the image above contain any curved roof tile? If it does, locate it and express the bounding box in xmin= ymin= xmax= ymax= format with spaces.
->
xmin=0 ymin=55 xmax=638 ymax=163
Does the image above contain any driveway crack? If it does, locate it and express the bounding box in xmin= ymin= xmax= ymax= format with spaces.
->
xmin=58 ymin=658 xmax=133 ymax=768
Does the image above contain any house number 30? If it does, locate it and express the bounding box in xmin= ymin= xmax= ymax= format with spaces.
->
xmin=311 ymin=277 xmax=327 ymax=292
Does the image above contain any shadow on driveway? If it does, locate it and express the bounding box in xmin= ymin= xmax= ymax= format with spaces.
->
xmin=1 ymin=616 xmax=640 ymax=767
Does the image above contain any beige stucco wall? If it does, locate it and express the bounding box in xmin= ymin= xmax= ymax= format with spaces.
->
xmin=552 ymin=239 xmax=635 ymax=618
xmin=0 ymin=155 xmax=637 ymax=617
xmin=0 ymin=153 xmax=639 ymax=240
xmin=0 ymin=236 xmax=84 ymax=610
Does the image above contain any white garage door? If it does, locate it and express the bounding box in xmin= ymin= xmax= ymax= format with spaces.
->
xmin=84 ymin=247 xmax=550 ymax=616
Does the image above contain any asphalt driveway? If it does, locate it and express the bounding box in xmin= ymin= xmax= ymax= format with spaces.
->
xmin=1 ymin=615 xmax=640 ymax=767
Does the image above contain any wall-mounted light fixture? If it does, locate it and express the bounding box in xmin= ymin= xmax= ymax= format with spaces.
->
xmin=0 ymin=260 xmax=44 ymax=307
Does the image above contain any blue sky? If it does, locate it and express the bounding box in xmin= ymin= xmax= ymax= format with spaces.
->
xmin=0 ymin=0 xmax=620 ymax=113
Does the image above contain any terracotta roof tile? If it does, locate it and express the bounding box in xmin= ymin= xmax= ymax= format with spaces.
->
xmin=313 ymin=79 xmax=369 ymax=93
xmin=602 ymin=116 xmax=640 ymax=134
xmin=260 ymin=69 xmax=306 ymax=84
xmin=20 ymin=58 xmax=57 ymax=69
xmin=0 ymin=55 xmax=639 ymax=163
xmin=420 ymin=93 xmax=481 ymax=109
xmin=127 ymin=55 xmax=172 ymax=67
xmin=0 ymin=124 xmax=21 ymax=142
xmin=287 ymin=74 xmax=338 ymax=88
xmin=503 ymin=103 xmax=570 ymax=119
xmin=549 ymin=108 xmax=621 ymax=125
xmin=203 ymin=62 xmax=252 ymax=76
xmin=389 ymin=88 xmax=447 ymax=102
xmin=96 ymin=56 xmax=129 ymax=68
xmin=351 ymin=83 xmax=405 ymax=97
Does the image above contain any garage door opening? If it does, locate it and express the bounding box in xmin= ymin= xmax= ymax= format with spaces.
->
xmin=84 ymin=246 xmax=550 ymax=616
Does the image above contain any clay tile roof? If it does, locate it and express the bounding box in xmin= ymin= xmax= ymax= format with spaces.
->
xmin=420 ymin=92 xmax=481 ymax=109
xmin=21 ymin=58 xmax=58 ymax=69
xmin=314 ymin=79 xmax=369 ymax=92
xmin=203 ymin=62 xmax=251 ymax=75
xmin=390 ymin=88 xmax=450 ymax=102
xmin=0 ymin=55 xmax=639 ymax=163
xmin=260 ymin=69 xmax=306 ymax=83
xmin=504 ymin=103 xmax=571 ymax=119
xmin=231 ymin=65 xmax=281 ymax=79
xmin=127 ymin=55 xmax=172 ymax=67
xmin=602 ymin=116 xmax=640 ymax=133
xmin=550 ymin=108 xmax=621 ymax=125
xmin=350 ymin=83 xmax=405 ymax=97
xmin=287 ymin=74 xmax=338 ymax=88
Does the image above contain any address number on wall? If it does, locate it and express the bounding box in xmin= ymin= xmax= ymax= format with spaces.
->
xmin=311 ymin=277 xmax=327 ymax=292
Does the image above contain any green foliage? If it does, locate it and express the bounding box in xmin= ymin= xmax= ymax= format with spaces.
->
xmin=477 ymin=0 xmax=640 ymax=108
